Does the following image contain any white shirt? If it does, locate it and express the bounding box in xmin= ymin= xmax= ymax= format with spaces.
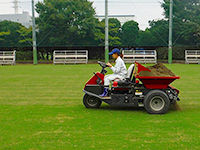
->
xmin=110 ymin=56 xmax=127 ymax=77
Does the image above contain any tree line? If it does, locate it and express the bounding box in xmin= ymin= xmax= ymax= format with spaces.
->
xmin=0 ymin=0 xmax=200 ymax=48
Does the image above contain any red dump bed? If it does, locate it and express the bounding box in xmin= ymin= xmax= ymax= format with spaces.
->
xmin=135 ymin=62 xmax=180 ymax=89
xmin=136 ymin=75 xmax=180 ymax=89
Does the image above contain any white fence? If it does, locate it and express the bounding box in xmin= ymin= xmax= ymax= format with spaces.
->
xmin=122 ymin=50 xmax=157 ymax=64
xmin=53 ymin=50 xmax=88 ymax=65
xmin=185 ymin=50 xmax=200 ymax=64
xmin=0 ymin=51 xmax=16 ymax=65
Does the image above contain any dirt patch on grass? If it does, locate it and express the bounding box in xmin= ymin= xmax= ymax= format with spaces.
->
xmin=139 ymin=63 xmax=176 ymax=77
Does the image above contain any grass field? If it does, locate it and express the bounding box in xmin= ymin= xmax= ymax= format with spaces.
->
xmin=0 ymin=63 xmax=200 ymax=149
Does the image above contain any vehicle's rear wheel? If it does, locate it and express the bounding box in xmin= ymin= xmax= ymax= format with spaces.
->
xmin=83 ymin=94 xmax=102 ymax=108
xmin=144 ymin=90 xmax=170 ymax=114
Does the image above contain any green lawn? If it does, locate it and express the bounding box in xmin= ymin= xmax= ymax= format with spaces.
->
xmin=0 ymin=63 xmax=200 ymax=149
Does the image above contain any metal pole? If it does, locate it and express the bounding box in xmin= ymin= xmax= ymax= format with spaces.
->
xmin=105 ymin=0 xmax=109 ymax=63
xmin=32 ymin=0 xmax=38 ymax=65
xmin=168 ymin=0 xmax=173 ymax=64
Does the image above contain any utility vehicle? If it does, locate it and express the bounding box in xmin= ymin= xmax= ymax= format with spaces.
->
xmin=83 ymin=61 xmax=180 ymax=114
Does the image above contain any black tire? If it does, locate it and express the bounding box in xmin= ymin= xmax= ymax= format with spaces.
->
xmin=83 ymin=94 xmax=102 ymax=108
xmin=144 ymin=90 xmax=170 ymax=114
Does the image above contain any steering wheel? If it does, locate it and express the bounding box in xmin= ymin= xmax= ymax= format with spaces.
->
xmin=98 ymin=61 xmax=108 ymax=68
xmin=98 ymin=61 xmax=108 ymax=74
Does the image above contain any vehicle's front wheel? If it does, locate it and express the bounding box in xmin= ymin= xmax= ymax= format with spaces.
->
xmin=144 ymin=90 xmax=170 ymax=114
xmin=83 ymin=94 xmax=102 ymax=108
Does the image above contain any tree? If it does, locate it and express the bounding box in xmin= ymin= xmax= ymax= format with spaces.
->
xmin=121 ymin=20 xmax=139 ymax=46
xmin=35 ymin=0 xmax=100 ymax=47
xmin=17 ymin=26 xmax=32 ymax=46
xmin=0 ymin=31 xmax=10 ymax=42
xmin=147 ymin=19 xmax=169 ymax=46
xmin=162 ymin=0 xmax=200 ymax=22
xmin=161 ymin=0 xmax=200 ymax=45
xmin=0 ymin=20 xmax=30 ymax=47
xmin=137 ymin=20 xmax=169 ymax=47
xmin=99 ymin=18 xmax=122 ymax=46
xmin=137 ymin=30 xmax=156 ymax=46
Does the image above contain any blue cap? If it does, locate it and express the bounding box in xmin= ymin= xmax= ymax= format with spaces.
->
xmin=109 ymin=48 xmax=120 ymax=55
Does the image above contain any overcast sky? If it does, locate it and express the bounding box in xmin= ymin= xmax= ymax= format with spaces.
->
xmin=0 ymin=0 xmax=164 ymax=30
xmin=91 ymin=0 xmax=164 ymax=30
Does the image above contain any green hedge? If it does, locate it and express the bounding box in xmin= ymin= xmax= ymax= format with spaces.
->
xmin=13 ymin=46 xmax=200 ymax=61
xmin=16 ymin=51 xmax=33 ymax=61
xmin=16 ymin=51 xmax=45 ymax=61
xmin=156 ymin=46 xmax=199 ymax=60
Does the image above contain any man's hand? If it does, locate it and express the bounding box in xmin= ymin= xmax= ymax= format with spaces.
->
xmin=106 ymin=62 xmax=112 ymax=67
